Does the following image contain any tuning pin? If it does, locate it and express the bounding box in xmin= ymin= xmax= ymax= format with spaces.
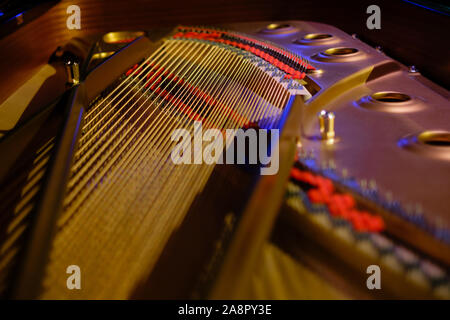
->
xmin=404 ymin=204 xmax=414 ymax=216
xmin=328 ymin=159 xmax=336 ymax=170
xmin=409 ymin=65 xmax=419 ymax=74
xmin=415 ymin=203 xmax=423 ymax=215
xmin=395 ymin=246 xmax=420 ymax=269
xmin=367 ymin=179 xmax=378 ymax=198
xmin=318 ymin=110 xmax=327 ymax=137
xmin=370 ymin=233 xmax=394 ymax=255
xmin=360 ymin=179 xmax=368 ymax=190
xmin=65 ymin=59 xmax=80 ymax=85
xmin=326 ymin=112 xmax=335 ymax=140
xmin=318 ymin=110 xmax=336 ymax=142
xmin=307 ymin=68 xmax=323 ymax=75
xmin=296 ymin=147 xmax=305 ymax=159
xmin=385 ymin=191 xmax=393 ymax=202
xmin=306 ymin=149 xmax=315 ymax=159
xmin=405 ymin=203 xmax=425 ymax=225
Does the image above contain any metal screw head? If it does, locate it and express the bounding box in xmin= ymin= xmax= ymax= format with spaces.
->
xmin=341 ymin=168 xmax=348 ymax=178
xmin=385 ymin=191 xmax=393 ymax=202
xmin=328 ymin=160 xmax=336 ymax=170
xmin=409 ymin=65 xmax=419 ymax=74
xmin=360 ymin=179 xmax=368 ymax=190
xmin=307 ymin=68 xmax=323 ymax=75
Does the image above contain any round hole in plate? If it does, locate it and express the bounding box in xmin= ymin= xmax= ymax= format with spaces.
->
xmin=356 ymin=91 xmax=421 ymax=113
xmin=260 ymin=23 xmax=298 ymax=35
xmin=312 ymin=47 xmax=363 ymax=62
xmin=354 ymin=91 xmax=426 ymax=113
xmin=103 ymin=31 xmax=145 ymax=44
xmin=370 ymin=92 xmax=411 ymax=103
xmin=266 ymin=23 xmax=292 ymax=30
xmin=323 ymin=47 xmax=359 ymax=56
xmin=418 ymin=131 xmax=450 ymax=147
xmin=303 ymin=33 xmax=333 ymax=40
xmin=399 ymin=130 xmax=450 ymax=160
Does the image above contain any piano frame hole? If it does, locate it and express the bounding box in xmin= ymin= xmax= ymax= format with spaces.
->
xmin=323 ymin=47 xmax=359 ymax=56
xmin=260 ymin=23 xmax=298 ymax=34
xmin=370 ymin=92 xmax=411 ymax=103
xmin=356 ymin=91 xmax=422 ymax=113
xmin=266 ymin=23 xmax=292 ymax=30
xmin=418 ymin=131 xmax=450 ymax=147
xmin=303 ymin=33 xmax=333 ymax=40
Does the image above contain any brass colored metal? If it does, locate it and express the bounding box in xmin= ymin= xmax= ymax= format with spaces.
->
xmin=400 ymin=131 xmax=450 ymax=161
xmin=294 ymin=33 xmax=337 ymax=46
xmin=318 ymin=110 xmax=326 ymax=138
xmin=371 ymin=91 xmax=411 ymax=103
xmin=211 ymin=96 xmax=305 ymax=299
xmin=91 ymin=51 xmax=115 ymax=60
xmin=318 ymin=110 xmax=335 ymax=141
xmin=312 ymin=48 xmax=364 ymax=63
xmin=102 ymin=31 xmax=145 ymax=44
xmin=324 ymin=47 xmax=359 ymax=56
xmin=304 ymin=33 xmax=333 ymax=40
xmin=221 ymin=21 xmax=449 ymax=245
xmin=266 ymin=23 xmax=291 ymax=30
xmin=2 ymin=19 xmax=450 ymax=300
xmin=64 ymin=60 xmax=79 ymax=85
xmin=326 ymin=112 xmax=335 ymax=140
xmin=356 ymin=91 xmax=424 ymax=113
xmin=260 ymin=23 xmax=298 ymax=35
xmin=418 ymin=131 xmax=450 ymax=147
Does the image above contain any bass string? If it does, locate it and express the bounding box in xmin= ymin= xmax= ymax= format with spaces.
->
xmin=81 ymin=40 xmax=174 ymax=128
xmin=87 ymin=46 xmax=268 ymax=295
xmin=56 ymin=41 xmax=248 ymax=260
xmin=65 ymin=40 xmax=207 ymax=195
xmin=61 ymin=40 xmax=233 ymax=223
xmin=154 ymin=56 xmax=289 ymax=216
xmin=64 ymin=39 xmax=284 ymax=250
xmin=63 ymin=41 xmax=244 ymax=221
xmin=70 ymin=35 xmax=268 ymax=202
xmin=103 ymin=40 xmax=286 ymax=242
xmin=117 ymin=56 xmax=291 ymax=293
xmin=79 ymin=39 xmax=195 ymax=142
xmin=76 ymin=42 xmax=175 ymax=154
xmin=71 ymin=40 xmax=199 ymax=174
xmin=46 ymin=42 xmax=251 ymax=296
xmin=46 ymin=39 xmax=292 ymax=298
xmin=70 ymin=37 xmax=236 ymax=180
xmin=113 ymin=46 xmax=288 ymax=259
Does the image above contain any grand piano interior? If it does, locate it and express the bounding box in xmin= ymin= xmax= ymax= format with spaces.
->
xmin=0 ymin=0 xmax=449 ymax=299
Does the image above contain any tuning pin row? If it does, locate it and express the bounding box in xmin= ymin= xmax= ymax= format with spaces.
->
xmin=294 ymin=142 xmax=450 ymax=244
